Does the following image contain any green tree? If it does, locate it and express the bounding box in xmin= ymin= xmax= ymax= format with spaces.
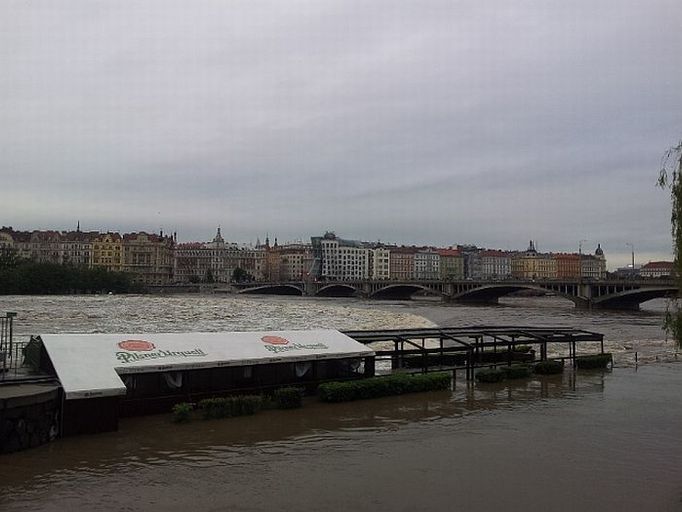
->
xmin=232 ymin=267 xmax=250 ymax=283
xmin=204 ymin=268 xmax=214 ymax=283
xmin=657 ymin=140 xmax=682 ymax=346
xmin=0 ymin=247 xmax=20 ymax=270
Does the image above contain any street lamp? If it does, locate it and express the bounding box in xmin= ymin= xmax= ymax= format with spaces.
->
xmin=626 ymin=243 xmax=635 ymax=278
xmin=578 ymin=239 xmax=588 ymax=282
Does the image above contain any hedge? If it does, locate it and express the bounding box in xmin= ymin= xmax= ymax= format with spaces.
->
xmin=172 ymin=402 xmax=193 ymax=423
xmin=575 ymin=353 xmax=613 ymax=370
xmin=500 ymin=365 xmax=532 ymax=379
xmin=318 ymin=372 xmax=451 ymax=403
xmin=273 ymin=387 xmax=304 ymax=409
xmin=533 ymin=360 xmax=564 ymax=375
xmin=198 ymin=395 xmax=262 ymax=419
xmin=475 ymin=368 xmax=506 ymax=383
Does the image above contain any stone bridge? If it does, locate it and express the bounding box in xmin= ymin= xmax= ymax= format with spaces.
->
xmin=230 ymin=279 xmax=678 ymax=311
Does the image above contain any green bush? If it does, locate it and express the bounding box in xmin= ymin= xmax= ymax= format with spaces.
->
xmin=198 ymin=395 xmax=262 ymax=419
xmin=534 ymin=360 xmax=564 ymax=375
xmin=273 ymin=387 xmax=304 ymax=409
xmin=500 ymin=365 xmax=532 ymax=379
xmin=475 ymin=368 xmax=505 ymax=383
xmin=236 ymin=395 xmax=263 ymax=415
xmin=575 ymin=353 xmax=613 ymax=370
xmin=172 ymin=402 xmax=193 ymax=423
xmin=318 ymin=372 xmax=451 ymax=403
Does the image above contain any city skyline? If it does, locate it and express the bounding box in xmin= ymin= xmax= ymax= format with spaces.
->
xmin=2 ymin=2 xmax=680 ymax=270
xmin=0 ymin=222 xmax=662 ymax=273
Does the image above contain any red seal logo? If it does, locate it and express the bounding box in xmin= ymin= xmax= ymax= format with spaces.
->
xmin=261 ymin=335 xmax=289 ymax=345
xmin=118 ymin=339 xmax=156 ymax=351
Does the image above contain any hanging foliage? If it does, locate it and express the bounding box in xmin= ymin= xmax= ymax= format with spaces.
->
xmin=657 ymin=141 xmax=682 ymax=347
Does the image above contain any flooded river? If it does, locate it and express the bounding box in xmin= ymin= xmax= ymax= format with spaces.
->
xmin=1 ymin=294 xmax=681 ymax=511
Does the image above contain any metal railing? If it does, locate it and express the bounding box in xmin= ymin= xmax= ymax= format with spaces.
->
xmin=0 ymin=312 xmax=18 ymax=379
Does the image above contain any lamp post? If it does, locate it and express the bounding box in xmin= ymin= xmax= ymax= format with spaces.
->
xmin=626 ymin=243 xmax=635 ymax=278
xmin=578 ymin=239 xmax=588 ymax=283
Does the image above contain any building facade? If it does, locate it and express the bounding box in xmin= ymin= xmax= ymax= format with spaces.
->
xmin=437 ymin=249 xmax=464 ymax=280
xmin=92 ymin=232 xmax=123 ymax=272
xmin=389 ymin=247 xmax=416 ymax=280
xmin=316 ymin=233 xmax=369 ymax=281
xmin=640 ymin=261 xmax=674 ymax=278
xmin=414 ymin=250 xmax=440 ymax=280
xmin=479 ymin=250 xmax=512 ymax=279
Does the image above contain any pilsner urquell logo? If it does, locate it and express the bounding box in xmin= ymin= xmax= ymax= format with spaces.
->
xmin=118 ymin=339 xmax=156 ymax=351
xmin=261 ymin=334 xmax=328 ymax=354
xmin=261 ymin=335 xmax=290 ymax=345
xmin=115 ymin=339 xmax=207 ymax=364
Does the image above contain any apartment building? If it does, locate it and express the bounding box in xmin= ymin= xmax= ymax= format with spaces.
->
xmin=479 ymin=250 xmax=512 ymax=279
xmin=414 ymin=249 xmax=440 ymax=280
xmin=437 ymin=248 xmax=464 ymax=280
xmin=371 ymin=247 xmax=391 ymax=280
xmin=122 ymin=232 xmax=175 ymax=285
xmin=92 ymin=232 xmax=123 ymax=271
xmin=314 ymin=232 xmax=369 ymax=281
xmin=389 ymin=247 xmax=416 ymax=280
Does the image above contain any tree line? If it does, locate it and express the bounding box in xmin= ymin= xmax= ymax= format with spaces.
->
xmin=0 ymin=249 xmax=141 ymax=294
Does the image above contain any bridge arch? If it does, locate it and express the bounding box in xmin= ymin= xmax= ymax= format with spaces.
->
xmin=370 ymin=284 xmax=443 ymax=300
xmin=592 ymin=287 xmax=677 ymax=310
xmin=452 ymin=284 xmax=586 ymax=308
xmin=315 ymin=284 xmax=359 ymax=297
xmin=237 ymin=284 xmax=304 ymax=296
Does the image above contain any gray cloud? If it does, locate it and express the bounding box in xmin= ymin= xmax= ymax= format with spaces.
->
xmin=1 ymin=0 xmax=681 ymax=268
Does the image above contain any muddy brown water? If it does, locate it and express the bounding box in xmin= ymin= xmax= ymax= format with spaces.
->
xmin=1 ymin=294 xmax=681 ymax=511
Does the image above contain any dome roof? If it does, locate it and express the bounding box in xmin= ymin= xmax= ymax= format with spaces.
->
xmin=595 ymin=243 xmax=604 ymax=256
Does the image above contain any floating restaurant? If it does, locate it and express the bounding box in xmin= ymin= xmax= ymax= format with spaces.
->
xmin=30 ymin=329 xmax=376 ymax=436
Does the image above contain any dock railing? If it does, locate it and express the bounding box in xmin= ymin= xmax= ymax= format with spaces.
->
xmin=0 ymin=312 xmax=19 ymax=380
xmin=343 ymin=326 xmax=605 ymax=380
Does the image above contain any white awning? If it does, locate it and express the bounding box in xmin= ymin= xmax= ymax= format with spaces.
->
xmin=40 ymin=330 xmax=374 ymax=400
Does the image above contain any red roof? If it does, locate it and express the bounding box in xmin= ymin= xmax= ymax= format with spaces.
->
xmin=480 ymin=250 xmax=511 ymax=258
xmin=436 ymin=248 xmax=461 ymax=257
xmin=642 ymin=261 xmax=673 ymax=269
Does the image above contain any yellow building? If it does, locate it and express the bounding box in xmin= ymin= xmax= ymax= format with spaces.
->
xmin=92 ymin=232 xmax=123 ymax=272
xmin=511 ymin=241 xmax=557 ymax=280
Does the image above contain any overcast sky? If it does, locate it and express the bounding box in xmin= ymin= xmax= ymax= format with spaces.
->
xmin=2 ymin=1 xmax=681 ymax=269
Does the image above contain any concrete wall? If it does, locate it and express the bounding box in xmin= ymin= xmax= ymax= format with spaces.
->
xmin=0 ymin=383 xmax=60 ymax=454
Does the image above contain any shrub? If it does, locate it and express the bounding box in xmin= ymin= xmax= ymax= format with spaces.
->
xmin=273 ymin=387 xmax=304 ymax=409
xmin=475 ymin=368 xmax=505 ymax=383
xmin=500 ymin=365 xmax=532 ymax=379
xmin=172 ymin=402 xmax=193 ymax=423
xmin=198 ymin=395 xmax=262 ymax=419
xmin=575 ymin=353 xmax=613 ymax=370
xmin=318 ymin=372 xmax=450 ymax=403
xmin=236 ymin=395 xmax=263 ymax=415
xmin=534 ymin=360 xmax=564 ymax=375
